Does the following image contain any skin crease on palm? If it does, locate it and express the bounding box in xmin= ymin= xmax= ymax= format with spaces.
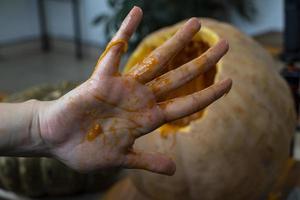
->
xmin=34 ymin=6 xmax=233 ymax=176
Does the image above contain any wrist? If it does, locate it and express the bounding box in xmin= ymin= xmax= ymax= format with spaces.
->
xmin=27 ymin=99 xmax=52 ymax=157
xmin=0 ymin=100 xmax=51 ymax=157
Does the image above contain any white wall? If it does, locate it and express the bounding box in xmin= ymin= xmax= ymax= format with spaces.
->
xmin=0 ymin=0 xmax=39 ymax=43
xmin=230 ymin=0 xmax=284 ymax=35
xmin=45 ymin=0 xmax=110 ymax=45
xmin=0 ymin=0 xmax=284 ymax=45
xmin=0 ymin=0 xmax=110 ymax=45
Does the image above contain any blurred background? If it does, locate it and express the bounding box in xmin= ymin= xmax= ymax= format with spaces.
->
xmin=0 ymin=0 xmax=284 ymax=94
xmin=1 ymin=0 xmax=300 ymax=199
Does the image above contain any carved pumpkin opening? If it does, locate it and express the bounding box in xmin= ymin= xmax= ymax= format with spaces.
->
xmin=158 ymin=40 xmax=216 ymax=127
xmin=124 ymin=29 xmax=219 ymax=134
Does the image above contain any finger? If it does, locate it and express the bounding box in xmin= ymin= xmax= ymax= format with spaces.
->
xmin=158 ymin=79 xmax=232 ymax=122
xmin=126 ymin=18 xmax=201 ymax=83
xmin=123 ymin=150 xmax=176 ymax=176
xmin=92 ymin=6 xmax=143 ymax=77
xmin=147 ymin=39 xmax=229 ymax=98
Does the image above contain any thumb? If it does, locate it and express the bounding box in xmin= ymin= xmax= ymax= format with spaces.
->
xmin=123 ymin=150 xmax=176 ymax=176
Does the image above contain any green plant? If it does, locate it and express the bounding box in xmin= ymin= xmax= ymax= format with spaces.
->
xmin=94 ymin=0 xmax=255 ymax=50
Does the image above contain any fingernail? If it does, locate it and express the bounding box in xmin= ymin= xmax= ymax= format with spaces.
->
xmin=188 ymin=17 xmax=201 ymax=29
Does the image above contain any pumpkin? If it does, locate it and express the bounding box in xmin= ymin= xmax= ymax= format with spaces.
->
xmin=0 ymin=82 xmax=119 ymax=197
xmin=119 ymin=18 xmax=296 ymax=200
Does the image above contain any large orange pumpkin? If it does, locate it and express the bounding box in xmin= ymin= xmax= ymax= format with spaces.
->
xmin=114 ymin=18 xmax=296 ymax=200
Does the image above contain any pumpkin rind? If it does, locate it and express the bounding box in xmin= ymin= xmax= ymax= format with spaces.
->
xmin=124 ymin=18 xmax=296 ymax=200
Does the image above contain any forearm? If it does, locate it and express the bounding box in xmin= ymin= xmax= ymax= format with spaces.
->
xmin=0 ymin=100 xmax=47 ymax=156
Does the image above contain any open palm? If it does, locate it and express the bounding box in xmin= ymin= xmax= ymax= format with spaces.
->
xmin=39 ymin=7 xmax=232 ymax=175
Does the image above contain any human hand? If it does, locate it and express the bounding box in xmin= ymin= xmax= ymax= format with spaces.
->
xmin=38 ymin=6 xmax=232 ymax=175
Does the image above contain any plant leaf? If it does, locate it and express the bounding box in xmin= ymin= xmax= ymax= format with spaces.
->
xmin=92 ymin=15 xmax=109 ymax=25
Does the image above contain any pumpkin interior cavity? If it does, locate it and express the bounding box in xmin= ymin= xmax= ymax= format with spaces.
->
xmin=124 ymin=28 xmax=219 ymax=135
xmin=158 ymin=40 xmax=216 ymax=135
